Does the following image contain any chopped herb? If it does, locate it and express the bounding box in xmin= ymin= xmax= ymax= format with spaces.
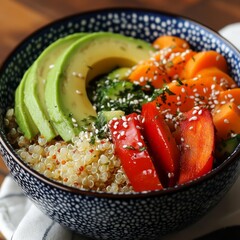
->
xmin=124 ymin=145 xmax=136 ymax=150
xmin=165 ymin=87 xmax=176 ymax=96
xmin=89 ymin=135 xmax=96 ymax=144
xmin=139 ymin=146 xmax=147 ymax=152
xmin=176 ymin=78 xmax=184 ymax=86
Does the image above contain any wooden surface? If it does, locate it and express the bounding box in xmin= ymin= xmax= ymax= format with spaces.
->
xmin=0 ymin=0 xmax=240 ymax=239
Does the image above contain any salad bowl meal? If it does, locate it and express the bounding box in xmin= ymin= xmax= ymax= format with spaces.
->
xmin=1 ymin=8 xmax=240 ymax=240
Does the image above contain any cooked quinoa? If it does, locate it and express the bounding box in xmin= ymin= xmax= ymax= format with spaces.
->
xmin=4 ymin=109 xmax=133 ymax=193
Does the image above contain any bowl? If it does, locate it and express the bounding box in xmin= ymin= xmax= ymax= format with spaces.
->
xmin=1 ymin=8 xmax=240 ymax=240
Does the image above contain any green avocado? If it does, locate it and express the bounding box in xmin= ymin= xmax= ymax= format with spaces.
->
xmin=23 ymin=33 xmax=87 ymax=140
xmin=45 ymin=32 xmax=154 ymax=141
xmin=14 ymin=69 xmax=39 ymax=139
xmin=107 ymin=67 xmax=130 ymax=81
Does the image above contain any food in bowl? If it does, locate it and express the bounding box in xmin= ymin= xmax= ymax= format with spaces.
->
xmin=4 ymin=32 xmax=240 ymax=193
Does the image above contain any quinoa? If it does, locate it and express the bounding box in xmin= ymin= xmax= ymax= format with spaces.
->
xmin=4 ymin=109 xmax=133 ymax=193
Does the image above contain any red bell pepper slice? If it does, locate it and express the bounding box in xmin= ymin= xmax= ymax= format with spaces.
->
xmin=177 ymin=108 xmax=215 ymax=184
xmin=109 ymin=113 xmax=163 ymax=192
xmin=141 ymin=102 xmax=180 ymax=187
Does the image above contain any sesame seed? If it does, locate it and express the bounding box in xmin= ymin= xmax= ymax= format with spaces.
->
xmin=198 ymin=109 xmax=203 ymax=115
xmin=224 ymin=119 xmax=230 ymax=124
xmin=49 ymin=64 xmax=54 ymax=69
xmin=189 ymin=126 xmax=194 ymax=130
xmin=181 ymin=88 xmax=186 ymax=93
xmin=76 ymin=90 xmax=82 ymax=95
xmin=211 ymin=84 xmax=216 ymax=90
xmin=192 ymin=110 xmax=198 ymax=115
xmin=189 ymin=116 xmax=198 ymax=121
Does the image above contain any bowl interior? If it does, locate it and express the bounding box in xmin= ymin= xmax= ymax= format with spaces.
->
xmin=0 ymin=8 xmax=240 ymax=195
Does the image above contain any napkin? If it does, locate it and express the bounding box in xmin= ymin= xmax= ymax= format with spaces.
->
xmin=1 ymin=24 xmax=240 ymax=240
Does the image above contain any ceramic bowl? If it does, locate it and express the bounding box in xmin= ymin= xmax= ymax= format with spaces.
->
xmin=0 ymin=8 xmax=240 ymax=240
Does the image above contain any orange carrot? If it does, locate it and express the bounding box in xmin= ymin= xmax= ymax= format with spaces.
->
xmin=181 ymin=51 xmax=228 ymax=79
xmin=217 ymin=88 xmax=240 ymax=107
xmin=213 ymin=102 xmax=240 ymax=139
xmin=165 ymin=50 xmax=196 ymax=79
xmin=151 ymin=47 xmax=187 ymax=62
xmin=154 ymin=77 xmax=224 ymax=115
xmin=153 ymin=35 xmax=190 ymax=50
xmin=195 ymin=67 xmax=237 ymax=90
xmin=128 ymin=61 xmax=170 ymax=89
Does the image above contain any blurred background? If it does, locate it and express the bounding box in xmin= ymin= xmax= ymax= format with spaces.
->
xmin=1 ymin=0 xmax=240 ymax=66
xmin=0 ymin=0 xmax=240 ymax=239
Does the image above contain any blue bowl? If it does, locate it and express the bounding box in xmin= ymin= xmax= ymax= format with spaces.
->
xmin=1 ymin=8 xmax=240 ymax=240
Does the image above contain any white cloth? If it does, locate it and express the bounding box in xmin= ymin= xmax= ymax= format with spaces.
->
xmin=1 ymin=175 xmax=240 ymax=240
xmin=1 ymin=24 xmax=240 ymax=240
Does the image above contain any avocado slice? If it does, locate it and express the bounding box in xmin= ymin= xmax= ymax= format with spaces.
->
xmin=45 ymin=32 xmax=154 ymax=141
xmin=107 ymin=67 xmax=130 ymax=81
xmin=23 ymin=33 xmax=87 ymax=140
xmin=14 ymin=69 xmax=39 ymax=139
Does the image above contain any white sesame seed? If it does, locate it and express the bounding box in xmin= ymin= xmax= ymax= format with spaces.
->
xmin=76 ymin=90 xmax=82 ymax=95
xmin=211 ymin=84 xmax=216 ymax=90
xmin=189 ymin=116 xmax=198 ymax=121
xmin=49 ymin=64 xmax=54 ymax=69
xmin=181 ymin=88 xmax=186 ymax=93
xmin=192 ymin=110 xmax=197 ymax=115
xmin=224 ymin=119 xmax=230 ymax=124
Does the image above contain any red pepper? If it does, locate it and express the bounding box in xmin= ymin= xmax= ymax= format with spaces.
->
xmin=109 ymin=113 xmax=163 ymax=192
xmin=177 ymin=108 xmax=215 ymax=184
xmin=141 ymin=102 xmax=180 ymax=187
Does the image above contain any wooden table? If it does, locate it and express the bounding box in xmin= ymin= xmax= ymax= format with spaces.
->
xmin=0 ymin=0 xmax=240 ymax=239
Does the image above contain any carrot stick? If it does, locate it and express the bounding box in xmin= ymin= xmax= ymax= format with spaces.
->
xmin=213 ymin=102 xmax=240 ymax=139
xmin=217 ymin=88 xmax=240 ymax=107
xmin=153 ymin=35 xmax=190 ymax=50
xmin=165 ymin=50 xmax=196 ymax=79
xmin=154 ymin=77 xmax=224 ymax=115
xmin=128 ymin=61 xmax=170 ymax=89
xmin=181 ymin=51 xmax=228 ymax=79
xmin=195 ymin=67 xmax=237 ymax=90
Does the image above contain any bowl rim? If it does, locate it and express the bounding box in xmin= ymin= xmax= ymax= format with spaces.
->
xmin=1 ymin=7 xmax=240 ymax=199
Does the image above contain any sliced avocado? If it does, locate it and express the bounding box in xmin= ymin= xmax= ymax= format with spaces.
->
xmin=45 ymin=32 xmax=154 ymax=141
xmin=23 ymin=33 xmax=87 ymax=141
xmin=107 ymin=67 xmax=130 ymax=81
xmin=100 ymin=110 xmax=125 ymax=122
xmin=14 ymin=69 xmax=39 ymax=139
